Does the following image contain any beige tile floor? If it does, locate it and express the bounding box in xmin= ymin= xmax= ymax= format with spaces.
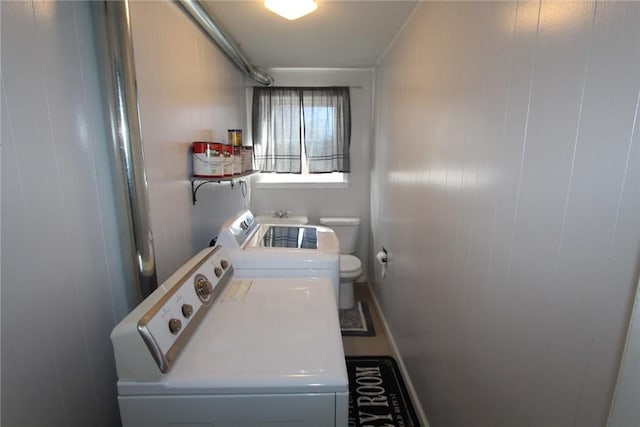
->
xmin=342 ymin=282 xmax=394 ymax=356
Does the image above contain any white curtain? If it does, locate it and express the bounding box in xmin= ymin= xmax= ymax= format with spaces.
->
xmin=252 ymin=87 xmax=302 ymax=173
xmin=252 ymin=87 xmax=351 ymax=173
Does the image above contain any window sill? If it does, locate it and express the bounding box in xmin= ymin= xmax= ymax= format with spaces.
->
xmin=255 ymin=181 xmax=349 ymax=190
xmin=256 ymin=179 xmax=349 ymax=189
xmin=255 ymin=172 xmax=349 ymax=189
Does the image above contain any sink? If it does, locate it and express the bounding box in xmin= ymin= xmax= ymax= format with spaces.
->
xmin=255 ymin=215 xmax=309 ymax=225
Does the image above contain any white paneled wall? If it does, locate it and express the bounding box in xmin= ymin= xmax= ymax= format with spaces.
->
xmin=371 ymin=1 xmax=640 ymax=426
xmin=1 ymin=1 xmax=249 ymax=425
xmin=129 ymin=1 xmax=248 ymax=282
xmin=1 ymin=1 xmax=129 ymax=425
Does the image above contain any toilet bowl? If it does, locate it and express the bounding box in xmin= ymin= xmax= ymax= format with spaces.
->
xmin=339 ymin=254 xmax=362 ymax=309
xmin=319 ymin=217 xmax=362 ymax=309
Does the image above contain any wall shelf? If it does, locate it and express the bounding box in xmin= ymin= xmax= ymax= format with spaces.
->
xmin=191 ymin=171 xmax=258 ymax=205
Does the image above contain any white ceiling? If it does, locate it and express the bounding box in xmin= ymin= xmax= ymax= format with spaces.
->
xmin=201 ymin=0 xmax=418 ymax=69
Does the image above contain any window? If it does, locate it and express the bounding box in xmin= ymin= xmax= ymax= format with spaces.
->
xmin=252 ymin=87 xmax=351 ymax=183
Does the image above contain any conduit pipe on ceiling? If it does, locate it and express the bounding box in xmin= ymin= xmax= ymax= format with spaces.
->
xmin=176 ymin=0 xmax=274 ymax=86
xmin=92 ymin=0 xmax=158 ymax=304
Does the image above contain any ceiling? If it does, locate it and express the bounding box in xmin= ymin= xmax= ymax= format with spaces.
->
xmin=201 ymin=0 xmax=418 ymax=69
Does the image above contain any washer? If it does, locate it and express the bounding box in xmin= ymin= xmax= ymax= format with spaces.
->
xmin=217 ymin=210 xmax=341 ymax=304
xmin=111 ymin=246 xmax=348 ymax=426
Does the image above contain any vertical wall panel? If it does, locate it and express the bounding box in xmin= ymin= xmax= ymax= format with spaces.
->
xmin=531 ymin=2 xmax=640 ymax=425
xmin=2 ymin=1 xmax=249 ymax=424
xmin=1 ymin=1 xmax=128 ymax=425
xmin=371 ymin=1 xmax=640 ymax=426
xmin=129 ymin=1 xmax=248 ymax=282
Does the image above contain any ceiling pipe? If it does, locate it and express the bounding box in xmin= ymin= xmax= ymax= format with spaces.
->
xmin=176 ymin=0 xmax=274 ymax=86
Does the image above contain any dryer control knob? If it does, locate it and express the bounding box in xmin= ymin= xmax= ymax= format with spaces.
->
xmin=220 ymin=260 xmax=229 ymax=270
xmin=168 ymin=318 xmax=182 ymax=335
xmin=194 ymin=274 xmax=213 ymax=305
xmin=181 ymin=304 xmax=194 ymax=318
xmin=214 ymin=267 xmax=223 ymax=278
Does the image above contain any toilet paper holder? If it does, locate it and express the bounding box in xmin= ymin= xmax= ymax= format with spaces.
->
xmin=377 ymin=247 xmax=388 ymax=263
xmin=376 ymin=247 xmax=388 ymax=278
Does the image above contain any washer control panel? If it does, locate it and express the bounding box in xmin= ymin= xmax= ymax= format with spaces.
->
xmin=137 ymin=246 xmax=233 ymax=373
xmin=217 ymin=210 xmax=259 ymax=248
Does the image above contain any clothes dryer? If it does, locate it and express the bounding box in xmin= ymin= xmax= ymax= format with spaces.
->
xmin=111 ymin=246 xmax=348 ymax=426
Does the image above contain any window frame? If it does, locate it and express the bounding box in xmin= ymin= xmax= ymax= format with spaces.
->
xmin=250 ymin=86 xmax=351 ymax=185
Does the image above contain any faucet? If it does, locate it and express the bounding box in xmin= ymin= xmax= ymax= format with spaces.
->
xmin=272 ymin=210 xmax=290 ymax=218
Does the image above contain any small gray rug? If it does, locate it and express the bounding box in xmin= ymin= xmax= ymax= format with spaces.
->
xmin=339 ymin=301 xmax=375 ymax=336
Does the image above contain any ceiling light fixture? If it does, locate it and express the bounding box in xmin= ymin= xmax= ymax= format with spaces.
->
xmin=264 ymin=0 xmax=317 ymax=21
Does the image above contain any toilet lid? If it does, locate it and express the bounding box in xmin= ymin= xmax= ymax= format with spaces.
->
xmin=340 ymin=255 xmax=361 ymax=274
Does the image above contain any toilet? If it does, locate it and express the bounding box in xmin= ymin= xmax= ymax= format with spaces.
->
xmin=319 ymin=217 xmax=362 ymax=309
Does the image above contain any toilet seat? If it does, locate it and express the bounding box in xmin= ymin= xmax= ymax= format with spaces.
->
xmin=340 ymin=254 xmax=362 ymax=277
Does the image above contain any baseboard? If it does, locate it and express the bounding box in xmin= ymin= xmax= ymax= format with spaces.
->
xmin=365 ymin=283 xmax=431 ymax=427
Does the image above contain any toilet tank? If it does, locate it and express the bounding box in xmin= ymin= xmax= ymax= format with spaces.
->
xmin=319 ymin=217 xmax=360 ymax=254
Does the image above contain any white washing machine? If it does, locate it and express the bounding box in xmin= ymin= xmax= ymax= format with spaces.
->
xmin=111 ymin=246 xmax=348 ymax=427
xmin=217 ymin=210 xmax=341 ymax=304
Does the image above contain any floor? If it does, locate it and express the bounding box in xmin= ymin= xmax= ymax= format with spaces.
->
xmin=342 ymin=282 xmax=394 ymax=356
xmin=341 ymin=283 xmax=428 ymax=425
